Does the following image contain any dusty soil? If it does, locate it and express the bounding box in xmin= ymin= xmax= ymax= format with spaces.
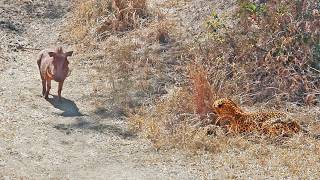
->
xmin=0 ymin=0 xmax=216 ymax=179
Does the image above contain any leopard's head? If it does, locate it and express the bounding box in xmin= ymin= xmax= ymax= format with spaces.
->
xmin=212 ymin=98 xmax=244 ymax=118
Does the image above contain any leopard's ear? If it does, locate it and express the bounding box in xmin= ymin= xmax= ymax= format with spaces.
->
xmin=226 ymin=98 xmax=237 ymax=107
xmin=226 ymin=98 xmax=244 ymax=114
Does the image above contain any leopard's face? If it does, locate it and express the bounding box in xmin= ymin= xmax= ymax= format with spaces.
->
xmin=212 ymin=98 xmax=244 ymax=118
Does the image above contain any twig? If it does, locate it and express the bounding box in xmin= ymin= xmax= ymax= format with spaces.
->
xmin=309 ymin=66 xmax=320 ymax=73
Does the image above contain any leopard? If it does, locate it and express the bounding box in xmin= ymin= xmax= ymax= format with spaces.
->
xmin=211 ymin=98 xmax=301 ymax=136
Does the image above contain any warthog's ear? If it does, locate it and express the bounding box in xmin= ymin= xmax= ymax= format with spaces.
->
xmin=65 ymin=51 xmax=73 ymax=57
xmin=48 ymin=52 xmax=56 ymax=57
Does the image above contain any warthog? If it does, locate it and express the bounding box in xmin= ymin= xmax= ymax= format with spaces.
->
xmin=37 ymin=47 xmax=73 ymax=99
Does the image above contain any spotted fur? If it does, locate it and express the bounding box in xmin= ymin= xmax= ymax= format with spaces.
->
xmin=212 ymin=98 xmax=300 ymax=135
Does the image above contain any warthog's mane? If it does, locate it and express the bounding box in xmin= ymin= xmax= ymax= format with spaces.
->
xmin=55 ymin=47 xmax=64 ymax=54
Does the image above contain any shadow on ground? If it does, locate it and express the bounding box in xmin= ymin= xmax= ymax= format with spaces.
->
xmin=94 ymin=107 xmax=126 ymax=119
xmin=47 ymin=95 xmax=83 ymax=117
xmin=54 ymin=117 xmax=136 ymax=139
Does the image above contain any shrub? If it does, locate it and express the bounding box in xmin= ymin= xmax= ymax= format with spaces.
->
xmin=196 ymin=0 xmax=319 ymax=104
xmin=189 ymin=65 xmax=217 ymax=119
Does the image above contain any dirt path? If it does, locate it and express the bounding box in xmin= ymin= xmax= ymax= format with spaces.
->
xmin=0 ymin=1 xmax=217 ymax=179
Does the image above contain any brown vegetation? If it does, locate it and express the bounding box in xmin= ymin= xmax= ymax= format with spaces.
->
xmin=190 ymin=65 xmax=216 ymax=120
xmin=200 ymin=0 xmax=320 ymax=104
xmin=65 ymin=0 xmax=148 ymax=44
xmin=65 ymin=0 xmax=320 ymax=157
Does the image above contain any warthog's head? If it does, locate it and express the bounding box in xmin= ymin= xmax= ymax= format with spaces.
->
xmin=48 ymin=47 xmax=73 ymax=82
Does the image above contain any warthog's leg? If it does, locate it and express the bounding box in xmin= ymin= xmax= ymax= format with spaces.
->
xmin=44 ymin=80 xmax=51 ymax=99
xmin=42 ymin=80 xmax=46 ymax=96
xmin=58 ymin=81 xmax=64 ymax=100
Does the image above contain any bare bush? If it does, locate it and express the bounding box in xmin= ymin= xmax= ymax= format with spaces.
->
xmin=196 ymin=0 xmax=320 ymax=105
xmin=189 ymin=65 xmax=217 ymax=120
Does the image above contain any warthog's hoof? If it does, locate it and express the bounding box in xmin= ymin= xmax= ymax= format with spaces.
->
xmin=44 ymin=93 xmax=49 ymax=99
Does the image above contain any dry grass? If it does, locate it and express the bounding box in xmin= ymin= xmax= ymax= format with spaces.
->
xmin=64 ymin=0 xmax=320 ymax=176
xmin=189 ymin=65 xmax=216 ymax=119
xmin=195 ymin=0 xmax=320 ymax=104
xmin=128 ymin=87 xmax=223 ymax=152
xmin=65 ymin=0 xmax=149 ymax=46
xmin=64 ymin=0 xmax=186 ymax=114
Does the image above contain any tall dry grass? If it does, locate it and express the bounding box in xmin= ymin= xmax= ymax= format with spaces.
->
xmin=64 ymin=0 xmax=320 ymax=157
xmin=189 ymin=65 xmax=219 ymax=123
xmin=196 ymin=0 xmax=320 ymax=105
xmin=128 ymin=87 xmax=225 ymax=152
xmin=65 ymin=0 xmax=149 ymax=45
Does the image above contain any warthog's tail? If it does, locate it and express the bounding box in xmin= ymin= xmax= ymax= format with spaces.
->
xmin=37 ymin=52 xmax=45 ymax=80
xmin=37 ymin=53 xmax=43 ymax=69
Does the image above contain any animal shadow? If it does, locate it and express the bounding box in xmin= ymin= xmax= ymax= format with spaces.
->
xmin=54 ymin=117 xmax=136 ymax=139
xmin=47 ymin=95 xmax=83 ymax=117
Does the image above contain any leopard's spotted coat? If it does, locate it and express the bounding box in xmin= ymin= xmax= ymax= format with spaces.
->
xmin=212 ymin=98 xmax=300 ymax=135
